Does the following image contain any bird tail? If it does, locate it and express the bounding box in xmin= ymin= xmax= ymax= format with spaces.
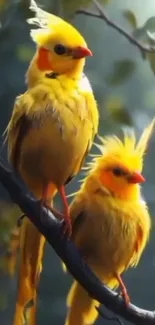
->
xmin=13 ymin=218 xmax=45 ymax=325
xmin=65 ymin=280 xmax=100 ymax=325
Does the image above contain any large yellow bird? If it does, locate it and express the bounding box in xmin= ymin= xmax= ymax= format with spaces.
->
xmin=65 ymin=120 xmax=154 ymax=325
xmin=5 ymin=0 xmax=99 ymax=324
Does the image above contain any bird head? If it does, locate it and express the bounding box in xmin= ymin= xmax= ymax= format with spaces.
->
xmin=88 ymin=119 xmax=155 ymax=199
xmin=27 ymin=0 xmax=92 ymax=75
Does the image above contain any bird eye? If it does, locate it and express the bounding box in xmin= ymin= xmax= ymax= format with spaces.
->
xmin=112 ymin=168 xmax=127 ymax=177
xmin=54 ymin=44 xmax=66 ymax=55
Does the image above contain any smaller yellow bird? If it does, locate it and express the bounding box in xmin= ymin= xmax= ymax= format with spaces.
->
xmin=64 ymin=119 xmax=154 ymax=325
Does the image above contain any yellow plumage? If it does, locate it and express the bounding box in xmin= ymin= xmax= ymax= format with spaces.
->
xmin=5 ymin=1 xmax=99 ymax=324
xmin=65 ymin=119 xmax=154 ymax=325
xmin=28 ymin=0 xmax=87 ymax=49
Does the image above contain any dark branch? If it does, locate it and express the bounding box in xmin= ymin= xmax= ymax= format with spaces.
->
xmin=76 ymin=0 xmax=155 ymax=55
xmin=96 ymin=306 xmax=124 ymax=325
xmin=0 ymin=162 xmax=155 ymax=325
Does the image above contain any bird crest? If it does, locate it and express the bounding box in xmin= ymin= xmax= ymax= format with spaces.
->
xmin=89 ymin=118 xmax=155 ymax=173
xmin=27 ymin=0 xmax=86 ymax=47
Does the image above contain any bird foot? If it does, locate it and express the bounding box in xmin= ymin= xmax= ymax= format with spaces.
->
xmin=121 ymin=289 xmax=130 ymax=306
xmin=115 ymin=273 xmax=130 ymax=306
xmin=44 ymin=203 xmax=64 ymax=220
xmin=116 ymin=290 xmax=130 ymax=306
xmin=43 ymin=204 xmax=72 ymax=237
xmin=62 ymin=218 xmax=72 ymax=238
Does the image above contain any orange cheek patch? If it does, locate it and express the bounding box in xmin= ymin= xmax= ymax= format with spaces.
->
xmin=37 ymin=47 xmax=52 ymax=71
xmin=100 ymin=171 xmax=112 ymax=189
xmin=100 ymin=170 xmax=120 ymax=193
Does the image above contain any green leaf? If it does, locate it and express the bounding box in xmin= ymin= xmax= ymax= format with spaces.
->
xmin=62 ymin=0 xmax=91 ymax=16
xmin=106 ymin=96 xmax=133 ymax=125
xmin=123 ymin=10 xmax=137 ymax=29
xmin=0 ymin=0 xmax=9 ymax=12
xmin=133 ymin=16 xmax=155 ymax=42
xmin=62 ymin=0 xmax=111 ymax=17
xmin=106 ymin=60 xmax=136 ymax=86
xmin=16 ymin=45 xmax=34 ymax=62
xmin=144 ymin=17 xmax=155 ymax=32
xmin=99 ymin=0 xmax=112 ymax=4
xmin=132 ymin=16 xmax=155 ymax=74
xmin=147 ymin=53 xmax=155 ymax=74
xmin=144 ymin=87 xmax=155 ymax=109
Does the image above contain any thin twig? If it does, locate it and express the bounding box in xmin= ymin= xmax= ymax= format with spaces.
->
xmin=76 ymin=0 xmax=155 ymax=55
xmin=96 ymin=306 xmax=124 ymax=325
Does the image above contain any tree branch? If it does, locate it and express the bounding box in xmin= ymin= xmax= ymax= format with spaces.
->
xmin=96 ymin=306 xmax=124 ymax=325
xmin=76 ymin=0 xmax=155 ymax=55
xmin=0 ymin=162 xmax=155 ymax=325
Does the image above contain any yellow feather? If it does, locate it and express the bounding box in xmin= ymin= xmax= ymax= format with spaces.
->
xmin=81 ymin=166 xmax=91 ymax=170
xmin=91 ymin=118 xmax=155 ymax=174
xmin=93 ymin=142 xmax=103 ymax=152
xmin=27 ymin=0 xmax=87 ymax=48
xmin=136 ymin=118 xmax=155 ymax=156
xmin=88 ymin=153 xmax=100 ymax=158
xmin=67 ymin=192 xmax=78 ymax=198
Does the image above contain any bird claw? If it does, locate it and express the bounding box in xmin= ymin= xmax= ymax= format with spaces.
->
xmin=115 ymin=273 xmax=130 ymax=307
xmin=43 ymin=203 xmax=64 ymax=220
xmin=43 ymin=203 xmax=72 ymax=237
xmin=50 ymin=209 xmax=64 ymax=221
xmin=62 ymin=218 xmax=72 ymax=238
xmin=122 ymin=292 xmax=130 ymax=306
xmin=116 ymin=290 xmax=130 ymax=306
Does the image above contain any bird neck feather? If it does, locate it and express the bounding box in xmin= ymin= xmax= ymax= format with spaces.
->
xmin=26 ymin=52 xmax=85 ymax=87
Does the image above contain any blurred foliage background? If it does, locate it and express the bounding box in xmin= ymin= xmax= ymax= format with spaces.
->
xmin=0 ymin=0 xmax=155 ymax=324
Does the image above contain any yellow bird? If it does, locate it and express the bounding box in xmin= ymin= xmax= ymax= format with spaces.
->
xmin=65 ymin=120 xmax=154 ymax=325
xmin=5 ymin=1 xmax=99 ymax=324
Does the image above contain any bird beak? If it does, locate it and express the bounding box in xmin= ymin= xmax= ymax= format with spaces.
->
xmin=72 ymin=46 xmax=93 ymax=59
xmin=127 ymin=171 xmax=145 ymax=184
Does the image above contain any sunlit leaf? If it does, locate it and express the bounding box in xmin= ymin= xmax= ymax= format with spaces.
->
xmin=106 ymin=60 xmax=136 ymax=86
xmin=16 ymin=45 xmax=34 ymax=62
xmin=106 ymin=96 xmax=133 ymax=125
xmin=123 ymin=10 xmax=137 ymax=29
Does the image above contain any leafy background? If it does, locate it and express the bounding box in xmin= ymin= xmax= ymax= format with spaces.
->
xmin=0 ymin=0 xmax=155 ymax=324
